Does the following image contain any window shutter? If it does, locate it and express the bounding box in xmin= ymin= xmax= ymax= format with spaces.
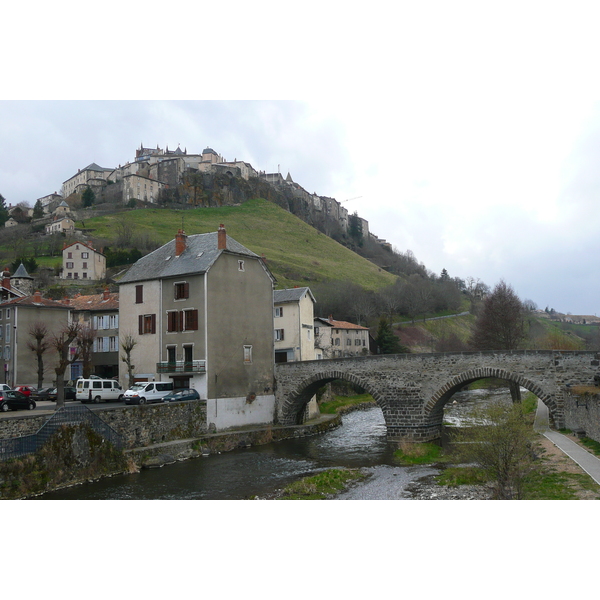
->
xmin=139 ymin=315 xmax=143 ymax=335
xmin=151 ymin=314 xmax=156 ymax=334
xmin=135 ymin=285 xmax=143 ymax=304
xmin=185 ymin=309 xmax=198 ymax=331
xmin=183 ymin=282 xmax=189 ymax=298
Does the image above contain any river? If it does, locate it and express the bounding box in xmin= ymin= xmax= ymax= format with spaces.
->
xmin=33 ymin=388 xmax=514 ymax=500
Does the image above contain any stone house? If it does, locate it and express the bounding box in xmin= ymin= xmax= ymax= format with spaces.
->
xmin=273 ymin=286 xmax=320 ymax=419
xmin=61 ymin=162 xmax=113 ymax=198
xmin=66 ymin=289 xmax=119 ymax=380
xmin=4 ymin=217 xmax=18 ymax=228
xmin=0 ymin=292 xmax=72 ymax=387
xmin=46 ymin=216 xmax=75 ymax=234
xmin=118 ymin=225 xmax=276 ymax=431
xmin=314 ymin=316 xmax=370 ymax=359
xmin=273 ymin=287 xmax=316 ymax=363
xmin=61 ymin=241 xmax=106 ymax=281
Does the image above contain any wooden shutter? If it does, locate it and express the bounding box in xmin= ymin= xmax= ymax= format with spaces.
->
xmin=185 ymin=309 xmax=198 ymax=331
xmin=139 ymin=315 xmax=144 ymax=335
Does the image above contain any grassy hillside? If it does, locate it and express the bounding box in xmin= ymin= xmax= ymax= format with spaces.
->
xmin=74 ymin=198 xmax=398 ymax=290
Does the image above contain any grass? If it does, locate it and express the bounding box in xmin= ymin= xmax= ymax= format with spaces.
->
xmin=580 ymin=436 xmax=600 ymax=457
xmin=61 ymin=198 xmax=397 ymax=291
xmin=279 ymin=468 xmax=368 ymax=499
xmin=319 ymin=393 xmax=375 ymax=414
xmin=394 ymin=441 xmax=444 ymax=465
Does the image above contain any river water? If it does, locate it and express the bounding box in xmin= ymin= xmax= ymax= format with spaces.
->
xmin=34 ymin=388 xmax=515 ymax=500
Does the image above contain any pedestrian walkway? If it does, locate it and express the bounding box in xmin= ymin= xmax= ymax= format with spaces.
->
xmin=534 ymin=399 xmax=600 ymax=485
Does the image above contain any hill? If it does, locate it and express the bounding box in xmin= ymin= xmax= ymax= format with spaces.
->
xmin=75 ymin=198 xmax=398 ymax=291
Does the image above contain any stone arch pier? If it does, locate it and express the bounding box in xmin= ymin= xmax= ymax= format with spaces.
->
xmin=274 ymin=350 xmax=600 ymax=442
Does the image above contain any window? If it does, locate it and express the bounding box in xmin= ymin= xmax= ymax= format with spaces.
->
xmin=355 ymin=338 xmax=362 ymax=346
xmin=274 ymin=307 xmax=283 ymax=318
xmin=238 ymin=260 xmax=245 ymax=271
xmin=138 ymin=314 xmax=156 ymax=334
xmin=6 ymin=327 xmax=10 ymax=343
xmin=109 ymin=336 xmax=118 ymax=352
xmin=167 ymin=311 xmax=182 ymax=332
xmin=167 ymin=309 xmax=198 ymax=332
xmin=5 ymin=309 xmax=10 ymax=319
xmin=66 ymin=262 xmax=74 ymax=269
xmin=135 ymin=285 xmax=143 ymax=304
xmin=174 ymin=282 xmax=189 ymax=300
xmin=82 ymin=252 xmax=89 ymax=259
xmin=184 ymin=345 xmax=193 ymax=364
xmin=307 ymin=329 xmax=311 ymax=340
xmin=347 ymin=339 xmax=352 ymax=346
xmin=275 ymin=329 xmax=285 ymax=341
xmin=82 ymin=262 xmax=88 ymax=269
xmin=4 ymin=345 xmax=10 ymax=360
xmin=67 ymin=252 xmax=72 ymax=259
xmin=109 ymin=315 xmax=118 ymax=329
xmin=167 ymin=346 xmax=176 ymax=364
xmin=184 ymin=309 xmax=198 ymax=331
xmin=334 ymin=338 xmax=340 ymax=346
xmin=0 ymin=325 xmax=2 ymax=339
xmin=243 ymin=345 xmax=252 ymax=364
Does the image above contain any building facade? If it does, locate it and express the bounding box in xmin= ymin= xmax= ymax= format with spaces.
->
xmin=314 ymin=316 xmax=370 ymax=359
xmin=118 ymin=225 xmax=276 ymax=430
xmin=273 ymin=287 xmax=316 ymax=363
xmin=61 ymin=241 xmax=106 ymax=281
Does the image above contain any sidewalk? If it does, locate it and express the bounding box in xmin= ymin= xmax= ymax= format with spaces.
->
xmin=534 ymin=399 xmax=600 ymax=485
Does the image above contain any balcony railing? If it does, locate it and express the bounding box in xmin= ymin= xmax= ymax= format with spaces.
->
xmin=156 ymin=360 xmax=206 ymax=374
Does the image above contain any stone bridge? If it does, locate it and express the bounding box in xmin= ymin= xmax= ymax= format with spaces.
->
xmin=274 ymin=350 xmax=600 ymax=442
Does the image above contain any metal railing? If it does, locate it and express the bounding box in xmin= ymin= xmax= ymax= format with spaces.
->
xmin=0 ymin=405 xmax=123 ymax=462
xmin=156 ymin=360 xmax=206 ymax=374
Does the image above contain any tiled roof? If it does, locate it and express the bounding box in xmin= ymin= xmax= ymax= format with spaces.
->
xmin=2 ymin=295 xmax=70 ymax=309
xmin=12 ymin=263 xmax=32 ymax=278
xmin=119 ymin=231 xmax=263 ymax=285
xmin=67 ymin=292 xmax=119 ymax=311
xmin=315 ymin=316 xmax=369 ymax=330
xmin=274 ymin=287 xmax=315 ymax=304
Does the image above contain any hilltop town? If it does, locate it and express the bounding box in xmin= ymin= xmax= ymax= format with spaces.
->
xmin=5 ymin=144 xmax=391 ymax=255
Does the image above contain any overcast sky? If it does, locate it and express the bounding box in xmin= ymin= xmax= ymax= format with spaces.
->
xmin=4 ymin=3 xmax=600 ymax=315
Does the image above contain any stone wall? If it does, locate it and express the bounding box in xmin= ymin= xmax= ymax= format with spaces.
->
xmin=0 ymin=401 xmax=207 ymax=451
xmin=564 ymin=392 xmax=600 ymax=442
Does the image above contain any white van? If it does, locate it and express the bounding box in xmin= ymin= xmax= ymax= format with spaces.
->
xmin=123 ymin=381 xmax=174 ymax=405
xmin=76 ymin=378 xmax=124 ymax=403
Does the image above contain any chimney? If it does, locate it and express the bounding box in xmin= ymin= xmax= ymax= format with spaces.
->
xmin=103 ymin=288 xmax=110 ymax=301
xmin=175 ymin=229 xmax=187 ymax=257
xmin=2 ymin=268 xmax=10 ymax=291
xmin=33 ymin=290 xmax=42 ymax=303
xmin=218 ymin=224 xmax=227 ymax=250
xmin=63 ymin=296 xmax=70 ymax=305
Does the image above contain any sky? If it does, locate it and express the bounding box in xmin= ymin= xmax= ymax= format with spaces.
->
xmin=3 ymin=2 xmax=600 ymax=318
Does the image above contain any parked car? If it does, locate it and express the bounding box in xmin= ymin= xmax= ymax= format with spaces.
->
xmin=0 ymin=384 xmax=12 ymax=392
xmin=33 ymin=387 xmax=77 ymax=402
xmin=76 ymin=379 xmax=123 ymax=403
xmin=124 ymin=382 xmax=174 ymax=405
xmin=14 ymin=385 xmax=36 ymax=397
xmin=162 ymin=389 xmax=200 ymax=403
xmin=0 ymin=390 xmax=36 ymax=412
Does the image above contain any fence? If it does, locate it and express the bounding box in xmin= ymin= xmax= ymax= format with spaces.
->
xmin=0 ymin=405 xmax=124 ymax=461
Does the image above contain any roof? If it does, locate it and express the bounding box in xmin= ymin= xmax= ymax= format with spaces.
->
xmin=62 ymin=240 xmax=102 ymax=254
xmin=119 ymin=231 xmax=266 ymax=285
xmin=1 ymin=295 xmax=70 ymax=309
xmin=314 ymin=316 xmax=369 ymax=331
xmin=12 ymin=263 xmax=32 ymax=279
xmin=67 ymin=292 xmax=119 ymax=311
xmin=274 ymin=287 xmax=315 ymax=304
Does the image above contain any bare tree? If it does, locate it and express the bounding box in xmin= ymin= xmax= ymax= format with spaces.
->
xmin=27 ymin=322 xmax=49 ymax=389
xmin=52 ymin=322 xmax=81 ymax=409
xmin=121 ymin=333 xmax=137 ymax=387
xmin=78 ymin=325 xmax=96 ymax=379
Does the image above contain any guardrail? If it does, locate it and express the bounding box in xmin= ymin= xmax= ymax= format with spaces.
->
xmin=0 ymin=405 xmax=123 ymax=461
xmin=156 ymin=360 xmax=206 ymax=374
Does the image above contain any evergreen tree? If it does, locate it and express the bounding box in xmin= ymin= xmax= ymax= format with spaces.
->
xmin=375 ymin=317 xmax=407 ymax=354
xmin=33 ymin=199 xmax=44 ymax=219
xmin=0 ymin=193 xmax=9 ymax=226
xmin=82 ymin=186 xmax=95 ymax=207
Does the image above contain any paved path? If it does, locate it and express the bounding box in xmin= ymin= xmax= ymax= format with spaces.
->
xmin=534 ymin=399 xmax=600 ymax=485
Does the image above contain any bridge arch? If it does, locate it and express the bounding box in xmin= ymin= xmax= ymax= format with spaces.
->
xmin=278 ymin=369 xmax=388 ymax=425
xmin=424 ymin=367 xmax=558 ymax=421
